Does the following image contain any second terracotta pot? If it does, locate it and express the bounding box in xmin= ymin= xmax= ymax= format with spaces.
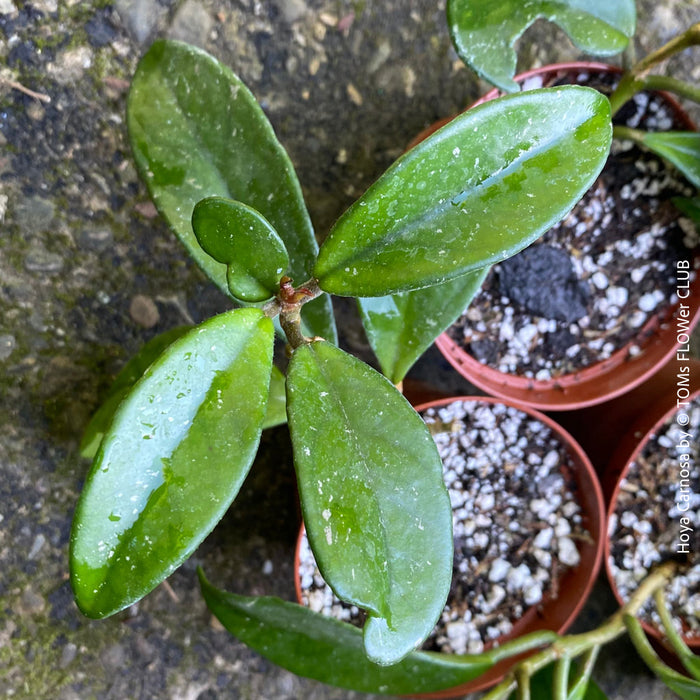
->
xmin=604 ymin=363 xmax=700 ymax=656
xmin=426 ymin=63 xmax=700 ymax=411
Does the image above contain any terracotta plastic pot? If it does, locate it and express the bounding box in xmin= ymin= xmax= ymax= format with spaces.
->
xmin=294 ymin=396 xmax=605 ymax=697
xmin=422 ymin=63 xmax=700 ymax=411
xmin=604 ymin=364 xmax=700 ymax=654
xmin=557 ymin=358 xmax=700 ymax=487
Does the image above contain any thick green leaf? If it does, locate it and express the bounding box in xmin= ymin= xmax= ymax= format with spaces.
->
xmin=127 ymin=39 xmax=335 ymax=340
xmin=625 ymin=615 xmax=700 ymax=700
xmin=263 ymin=365 xmax=287 ymax=430
xmin=447 ymin=0 xmax=636 ymax=92
xmin=641 ymin=132 xmax=700 ymax=189
xmin=315 ymin=87 xmax=612 ymax=297
xmin=358 ymin=267 xmax=489 ymax=384
xmin=80 ymin=326 xmax=285 ymax=456
xmin=286 ymin=340 xmax=452 ymax=665
xmin=198 ymin=576 xmax=495 ymax=695
xmin=673 ymin=196 xmax=700 ymax=224
xmin=192 ymin=197 xmax=289 ymax=302
xmin=70 ymin=308 xmax=274 ymax=618
xmin=80 ymin=326 xmax=192 ymax=460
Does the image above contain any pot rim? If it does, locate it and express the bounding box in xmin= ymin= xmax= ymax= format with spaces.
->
xmin=604 ymin=385 xmax=700 ymax=650
xmin=294 ymin=394 xmax=606 ymax=697
xmin=429 ymin=61 xmax=699 ymax=411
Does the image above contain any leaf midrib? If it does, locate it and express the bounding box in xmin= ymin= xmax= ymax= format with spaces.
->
xmin=312 ymin=344 xmax=395 ymax=623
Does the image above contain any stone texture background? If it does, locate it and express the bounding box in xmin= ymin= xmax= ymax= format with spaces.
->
xmin=0 ymin=1 xmax=698 ymax=698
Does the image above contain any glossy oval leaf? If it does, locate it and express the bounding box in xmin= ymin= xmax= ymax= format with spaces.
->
xmin=192 ymin=197 xmax=289 ymax=302
xmin=447 ymin=0 xmax=636 ymax=92
xmin=70 ymin=308 xmax=274 ymax=618
xmin=358 ymin=267 xmax=489 ymax=384
xmin=315 ymin=86 xmax=612 ymax=297
xmin=198 ymin=574 xmax=496 ymax=695
xmin=263 ymin=365 xmax=287 ymax=430
xmin=641 ymin=132 xmax=700 ymax=189
xmin=127 ymin=39 xmax=336 ymax=340
xmin=80 ymin=326 xmax=285 ymax=457
xmin=286 ymin=340 xmax=452 ymax=665
xmin=80 ymin=326 xmax=192 ymax=460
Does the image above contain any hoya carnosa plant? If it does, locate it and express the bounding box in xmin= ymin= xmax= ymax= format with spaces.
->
xmin=70 ymin=39 xmax=611 ymax=671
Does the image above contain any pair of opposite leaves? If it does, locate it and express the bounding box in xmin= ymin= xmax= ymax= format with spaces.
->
xmin=70 ymin=38 xmax=613 ymax=667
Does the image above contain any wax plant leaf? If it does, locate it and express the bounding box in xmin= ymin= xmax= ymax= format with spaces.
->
xmin=80 ymin=326 xmax=191 ymax=460
xmin=80 ymin=326 xmax=285 ymax=458
xmin=70 ymin=308 xmax=274 ymax=618
xmin=198 ymin=574 xmax=496 ymax=694
xmin=191 ymin=197 xmax=289 ymax=302
xmin=446 ymin=0 xmax=636 ymax=92
xmin=625 ymin=615 xmax=700 ymax=700
xmin=286 ymin=340 xmax=452 ymax=665
xmin=263 ymin=365 xmax=287 ymax=430
xmin=673 ymin=196 xmax=700 ymax=225
xmin=640 ymin=132 xmax=700 ymax=189
xmin=315 ymin=87 xmax=612 ymax=297
xmin=358 ymin=267 xmax=489 ymax=384
xmin=127 ymin=39 xmax=336 ymax=341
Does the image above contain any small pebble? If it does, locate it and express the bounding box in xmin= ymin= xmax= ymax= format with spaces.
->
xmin=129 ymin=294 xmax=160 ymax=328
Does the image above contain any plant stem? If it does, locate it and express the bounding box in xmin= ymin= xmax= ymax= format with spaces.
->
xmin=654 ymin=587 xmax=679 ymax=640
xmin=2 ymin=77 xmax=51 ymax=102
xmin=552 ymin=657 xmax=571 ymax=699
xmin=277 ymin=277 xmax=324 ymax=349
xmin=612 ymin=125 xmax=646 ymax=146
xmin=609 ymin=23 xmax=700 ymax=115
xmin=653 ymin=587 xmax=696 ymax=665
xmin=568 ymin=645 xmax=600 ymax=697
xmin=491 ymin=561 xmax=677 ymax=691
xmin=479 ymin=631 xmax=559 ymax=700
xmin=644 ymin=75 xmax=700 ymax=105
xmin=623 ymin=614 xmax=688 ymax=681
xmin=482 ymin=678 xmax=516 ymax=700
xmin=487 ymin=630 xmax=559 ymax=663
xmin=516 ymin=667 xmax=531 ymax=700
